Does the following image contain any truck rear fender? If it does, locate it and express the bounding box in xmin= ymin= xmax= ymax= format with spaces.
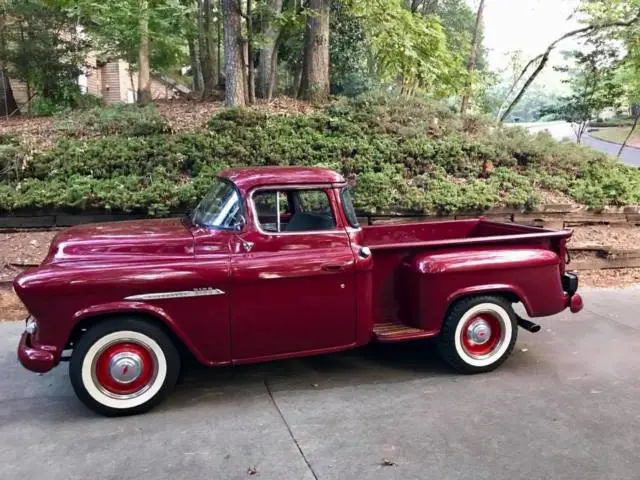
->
xmin=446 ymin=284 xmax=533 ymax=316
xmin=404 ymin=247 xmax=564 ymax=331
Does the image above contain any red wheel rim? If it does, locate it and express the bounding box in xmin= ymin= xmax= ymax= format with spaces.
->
xmin=94 ymin=342 xmax=155 ymax=396
xmin=460 ymin=313 xmax=503 ymax=358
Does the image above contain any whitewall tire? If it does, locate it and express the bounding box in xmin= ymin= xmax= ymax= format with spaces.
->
xmin=438 ymin=296 xmax=518 ymax=374
xmin=70 ymin=318 xmax=180 ymax=416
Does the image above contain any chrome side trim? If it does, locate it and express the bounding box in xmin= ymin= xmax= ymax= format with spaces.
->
xmin=125 ymin=288 xmax=225 ymax=301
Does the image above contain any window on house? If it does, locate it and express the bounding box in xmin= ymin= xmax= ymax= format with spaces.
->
xmin=253 ymin=189 xmax=337 ymax=233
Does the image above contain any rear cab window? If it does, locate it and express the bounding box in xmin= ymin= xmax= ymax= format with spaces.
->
xmin=341 ymin=188 xmax=360 ymax=228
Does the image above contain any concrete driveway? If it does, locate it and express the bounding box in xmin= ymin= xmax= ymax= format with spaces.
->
xmin=1 ymin=287 xmax=639 ymax=480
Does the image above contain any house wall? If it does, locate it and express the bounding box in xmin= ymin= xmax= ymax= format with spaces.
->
xmin=98 ymin=59 xmax=179 ymax=104
xmin=101 ymin=61 xmax=122 ymax=104
xmin=84 ymin=52 xmax=101 ymax=97
xmin=10 ymin=80 xmax=29 ymax=107
xmin=6 ymin=57 xmax=182 ymax=110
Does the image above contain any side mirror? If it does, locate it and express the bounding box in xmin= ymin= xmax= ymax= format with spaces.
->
xmin=233 ymin=215 xmax=246 ymax=232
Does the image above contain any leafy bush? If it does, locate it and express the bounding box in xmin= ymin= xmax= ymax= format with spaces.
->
xmin=590 ymin=117 xmax=634 ymax=128
xmin=32 ymin=98 xmax=71 ymax=117
xmin=2 ymin=95 xmax=640 ymax=216
xmin=57 ymin=104 xmax=171 ymax=137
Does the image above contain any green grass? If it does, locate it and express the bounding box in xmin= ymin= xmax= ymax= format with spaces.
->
xmin=590 ymin=126 xmax=640 ymax=147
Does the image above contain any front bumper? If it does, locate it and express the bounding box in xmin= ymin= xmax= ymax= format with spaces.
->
xmin=17 ymin=330 xmax=57 ymax=373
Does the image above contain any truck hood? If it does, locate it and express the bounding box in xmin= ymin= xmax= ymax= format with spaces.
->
xmin=43 ymin=217 xmax=195 ymax=264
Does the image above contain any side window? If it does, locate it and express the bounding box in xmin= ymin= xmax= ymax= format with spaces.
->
xmin=253 ymin=190 xmax=291 ymax=232
xmin=253 ymin=188 xmax=337 ymax=233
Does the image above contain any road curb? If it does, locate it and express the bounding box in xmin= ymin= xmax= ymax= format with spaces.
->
xmin=586 ymin=132 xmax=640 ymax=152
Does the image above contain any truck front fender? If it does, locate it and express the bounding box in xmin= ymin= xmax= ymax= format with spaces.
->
xmin=71 ymin=301 xmax=211 ymax=365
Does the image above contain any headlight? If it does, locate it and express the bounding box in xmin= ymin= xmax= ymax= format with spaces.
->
xmin=25 ymin=317 xmax=37 ymax=335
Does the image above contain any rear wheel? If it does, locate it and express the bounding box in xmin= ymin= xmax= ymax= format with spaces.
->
xmin=438 ymin=296 xmax=517 ymax=374
xmin=70 ymin=318 xmax=180 ymax=416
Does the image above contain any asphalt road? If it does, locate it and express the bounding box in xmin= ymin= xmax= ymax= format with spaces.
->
xmin=1 ymin=287 xmax=640 ymax=480
xmin=522 ymin=121 xmax=640 ymax=167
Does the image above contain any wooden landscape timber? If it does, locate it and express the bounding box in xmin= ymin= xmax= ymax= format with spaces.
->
xmin=2 ymin=204 xmax=640 ymax=273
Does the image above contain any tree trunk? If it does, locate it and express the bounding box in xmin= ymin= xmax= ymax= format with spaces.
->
xmin=422 ymin=0 xmax=438 ymax=15
xmin=222 ymin=0 xmax=246 ymax=106
xmin=18 ymin=25 xmax=30 ymax=115
xmin=137 ymin=0 xmax=152 ymax=104
xmin=217 ymin=0 xmax=222 ymax=86
xmin=188 ymin=37 xmax=203 ymax=93
xmin=618 ymin=110 xmax=640 ymax=158
xmin=200 ymin=0 xmax=218 ymax=99
xmin=0 ymin=67 xmax=19 ymax=118
xmin=298 ymin=0 xmax=330 ymax=103
xmin=460 ymin=0 xmax=485 ymax=115
xmin=267 ymin=36 xmax=282 ymax=100
xmin=25 ymin=79 xmax=31 ymax=116
xmin=574 ymin=122 xmax=588 ymax=144
xmin=257 ymin=0 xmax=283 ymax=99
xmin=246 ymin=0 xmax=255 ymax=103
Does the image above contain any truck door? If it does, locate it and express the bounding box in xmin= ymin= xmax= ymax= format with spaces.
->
xmin=230 ymin=186 xmax=357 ymax=361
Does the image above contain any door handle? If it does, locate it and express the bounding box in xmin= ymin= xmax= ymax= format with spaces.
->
xmin=321 ymin=263 xmax=346 ymax=272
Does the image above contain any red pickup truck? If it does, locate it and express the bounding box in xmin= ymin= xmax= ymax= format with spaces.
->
xmin=15 ymin=167 xmax=583 ymax=416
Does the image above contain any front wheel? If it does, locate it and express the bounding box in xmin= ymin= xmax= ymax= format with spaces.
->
xmin=69 ymin=318 xmax=180 ymax=416
xmin=438 ymin=296 xmax=518 ymax=374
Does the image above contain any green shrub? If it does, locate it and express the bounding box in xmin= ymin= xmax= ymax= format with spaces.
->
xmin=57 ymin=104 xmax=171 ymax=137
xmin=2 ymin=95 xmax=640 ymax=216
xmin=32 ymin=98 xmax=71 ymax=117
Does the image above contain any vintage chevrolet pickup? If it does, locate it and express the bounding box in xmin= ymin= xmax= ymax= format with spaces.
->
xmin=15 ymin=167 xmax=583 ymax=415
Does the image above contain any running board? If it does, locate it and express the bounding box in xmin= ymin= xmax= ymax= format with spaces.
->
xmin=373 ymin=323 xmax=438 ymax=343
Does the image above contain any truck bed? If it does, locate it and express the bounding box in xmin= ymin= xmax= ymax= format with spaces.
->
xmin=362 ymin=218 xmax=573 ymax=334
xmin=362 ymin=218 xmax=572 ymax=250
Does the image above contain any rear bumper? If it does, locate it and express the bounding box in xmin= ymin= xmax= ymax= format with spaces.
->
xmin=567 ymin=293 xmax=583 ymax=313
xmin=562 ymin=272 xmax=579 ymax=296
xmin=17 ymin=331 xmax=57 ymax=373
xmin=562 ymin=272 xmax=583 ymax=313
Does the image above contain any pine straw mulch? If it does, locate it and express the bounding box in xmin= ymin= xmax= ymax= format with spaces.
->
xmin=157 ymin=97 xmax=315 ymax=133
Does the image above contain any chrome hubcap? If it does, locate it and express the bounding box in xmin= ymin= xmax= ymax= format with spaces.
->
xmin=108 ymin=351 xmax=143 ymax=384
xmin=466 ymin=319 xmax=492 ymax=345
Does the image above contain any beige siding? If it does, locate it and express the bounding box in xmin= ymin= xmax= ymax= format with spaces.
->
xmin=86 ymin=67 xmax=101 ymax=97
xmin=84 ymin=52 xmax=101 ymax=97
xmin=7 ymin=57 xmax=183 ymax=108
xmin=117 ymin=60 xmax=135 ymax=103
xmin=101 ymin=61 xmax=122 ymax=104
xmin=10 ymin=79 xmax=29 ymax=106
xmin=99 ymin=60 xmax=179 ymax=104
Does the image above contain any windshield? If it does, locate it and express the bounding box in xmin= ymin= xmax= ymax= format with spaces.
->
xmin=191 ymin=178 xmax=243 ymax=229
